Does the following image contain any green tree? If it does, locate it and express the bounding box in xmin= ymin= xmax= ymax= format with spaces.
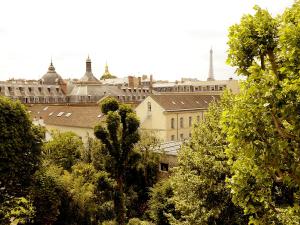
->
xmin=169 ymin=97 xmax=247 ymax=225
xmin=94 ymin=97 xmax=140 ymax=225
xmin=224 ymin=2 xmax=300 ymax=224
xmin=30 ymin=169 xmax=63 ymax=225
xmin=0 ymin=96 xmax=42 ymax=208
xmin=148 ymin=179 xmax=178 ymax=225
xmin=43 ymin=131 xmax=82 ymax=170
xmin=124 ymin=132 xmax=161 ymax=218
xmin=0 ymin=196 xmax=35 ymax=225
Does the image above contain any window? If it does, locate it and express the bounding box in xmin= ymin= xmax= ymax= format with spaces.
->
xmin=180 ymin=133 xmax=184 ymax=140
xmin=171 ymin=135 xmax=175 ymax=141
xmin=57 ymin=112 xmax=64 ymax=117
xmin=65 ymin=113 xmax=72 ymax=117
xmin=147 ymin=102 xmax=151 ymax=112
xmin=189 ymin=116 xmax=192 ymax=127
xmin=160 ymin=163 xmax=169 ymax=172
xmin=189 ymin=133 xmax=192 ymax=138
xmin=197 ymin=115 xmax=200 ymax=122
xmin=180 ymin=117 xmax=184 ymax=128
xmin=171 ymin=118 xmax=175 ymax=129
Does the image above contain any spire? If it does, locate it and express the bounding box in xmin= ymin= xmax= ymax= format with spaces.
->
xmin=207 ymin=48 xmax=215 ymax=81
xmin=48 ymin=58 xmax=55 ymax=72
xmin=105 ymin=61 xmax=109 ymax=73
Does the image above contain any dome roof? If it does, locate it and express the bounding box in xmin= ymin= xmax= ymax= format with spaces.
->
xmin=40 ymin=61 xmax=63 ymax=85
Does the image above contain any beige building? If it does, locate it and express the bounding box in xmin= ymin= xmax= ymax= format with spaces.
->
xmin=136 ymin=94 xmax=219 ymax=142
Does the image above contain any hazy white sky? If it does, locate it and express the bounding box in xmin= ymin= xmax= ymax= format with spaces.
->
xmin=0 ymin=0 xmax=294 ymax=81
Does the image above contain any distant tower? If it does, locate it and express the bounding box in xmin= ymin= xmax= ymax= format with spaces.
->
xmin=104 ymin=62 xmax=110 ymax=75
xmin=80 ymin=55 xmax=99 ymax=82
xmin=86 ymin=55 xmax=92 ymax=73
xmin=207 ymin=48 xmax=215 ymax=81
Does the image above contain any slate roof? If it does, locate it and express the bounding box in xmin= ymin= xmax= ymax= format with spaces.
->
xmin=40 ymin=62 xmax=63 ymax=85
xmin=80 ymin=71 xmax=99 ymax=83
xmin=69 ymin=84 xmax=125 ymax=96
xmin=28 ymin=104 xmax=103 ymax=128
xmin=150 ymin=94 xmax=219 ymax=111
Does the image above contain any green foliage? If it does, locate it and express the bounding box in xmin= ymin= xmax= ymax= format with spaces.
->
xmin=30 ymin=169 xmax=63 ymax=225
xmin=148 ymin=179 xmax=177 ymax=225
xmin=224 ymin=2 xmax=300 ymax=224
xmin=125 ymin=132 xmax=161 ymax=219
xmin=100 ymin=97 xmax=119 ymax=115
xmin=0 ymin=96 xmax=42 ymax=201
xmin=94 ymin=100 xmax=141 ymax=225
xmin=0 ymin=197 xmax=35 ymax=225
xmin=227 ymin=6 xmax=278 ymax=76
xmin=127 ymin=218 xmax=154 ymax=225
xmin=169 ymin=97 xmax=247 ymax=225
xmin=42 ymin=131 xmax=82 ymax=170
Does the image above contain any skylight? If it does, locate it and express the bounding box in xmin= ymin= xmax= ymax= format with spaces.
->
xmin=172 ymin=101 xmax=176 ymax=105
xmin=180 ymin=101 xmax=184 ymax=104
xmin=57 ymin=112 xmax=64 ymax=117
xmin=97 ymin=114 xmax=102 ymax=118
xmin=43 ymin=106 xmax=48 ymax=111
xmin=49 ymin=112 xmax=54 ymax=116
xmin=65 ymin=113 xmax=72 ymax=117
xmin=195 ymin=101 xmax=199 ymax=104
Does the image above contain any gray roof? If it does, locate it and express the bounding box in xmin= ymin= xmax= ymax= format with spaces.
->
xmin=40 ymin=62 xmax=63 ymax=85
xmin=80 ymin=71 xmax=99 ymax=83
xmin=69 ymin=84 xmax=125 ymax=96
xmin=155 ymin=141 xmax=182 ymax=156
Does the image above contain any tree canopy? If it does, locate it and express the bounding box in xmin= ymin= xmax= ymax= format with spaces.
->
xmin=0 ymin=96 xmax=42 ymax=200
xmin=224 ymin=2 xmax=300 ymax=224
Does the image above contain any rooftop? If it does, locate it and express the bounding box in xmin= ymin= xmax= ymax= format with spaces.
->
xmin=150 ymin=94 xmax=219 ymax=111
xmin=28 ymin=104 xmax=104 ymax=128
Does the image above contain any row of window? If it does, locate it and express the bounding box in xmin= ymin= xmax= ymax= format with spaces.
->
xmin=170 ymin=132 xmax=192 ymax=141
xmin=0 ymin=86 xmax=61 ymax=94
xmin=170 ymin=114 xmax=203 ymax=129
xmin=154 ymin=85 xmax=226 ymax=92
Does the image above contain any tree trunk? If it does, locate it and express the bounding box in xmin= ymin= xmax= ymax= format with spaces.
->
xmin=267 ymin=50 xmax=279 ymax=79
xmin=114 ymin=175 xmax=126 ymax=225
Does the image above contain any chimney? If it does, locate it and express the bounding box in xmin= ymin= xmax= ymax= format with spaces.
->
xmin=128 ymin=76 xmax=134 ymax=89
xmin=150 ymin=75 xmax=153 ymax=93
